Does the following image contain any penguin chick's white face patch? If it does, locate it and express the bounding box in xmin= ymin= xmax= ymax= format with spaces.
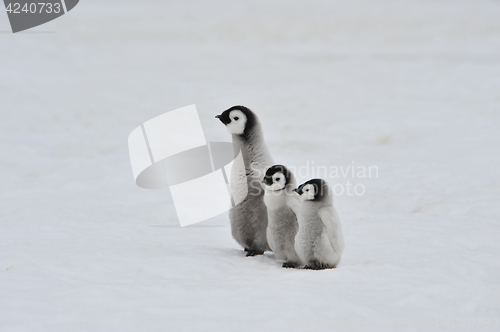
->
xmin=225 ymin=110 xmax=247 ymax=135
xmin=267 ymin=172 xmax=286 ymax=191
xmin=301 ymin=184 xmax=316 ymax=201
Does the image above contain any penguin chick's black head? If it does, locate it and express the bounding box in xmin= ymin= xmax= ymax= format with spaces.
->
xmin=294 ymin=178 xmax=329 ymax=201
xmin=263 ymin=165 xmax=291 ymax=187
xmin=215 ymin=105 xmax=257 ymax=136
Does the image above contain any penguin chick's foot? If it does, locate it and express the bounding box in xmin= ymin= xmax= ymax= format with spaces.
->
xmin=303 ymin=260 xmax=335 ymax=270
xmin=245 ymin=249 xmax=264 ymax=257
xmin=282 ymin=262 xmax=298 ymax=268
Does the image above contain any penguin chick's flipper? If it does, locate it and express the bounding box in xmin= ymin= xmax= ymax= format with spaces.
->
xmin=282 ymin=262 xmax=298 ymax=268
xmin=245 ymin=249 xmax=265 ymax=257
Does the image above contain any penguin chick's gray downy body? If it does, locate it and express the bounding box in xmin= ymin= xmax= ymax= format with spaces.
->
xmin=294 ymin=179 xmax=344 ymax=269
xmin=216 ymin=106 xmax=274 ymax=256
xmin=263 ymin=165 xmax=302 ymax=268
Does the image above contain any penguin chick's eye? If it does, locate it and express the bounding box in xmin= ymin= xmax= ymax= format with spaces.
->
xmin=234 ymin=117 xmax=239 ymax=121
xmin=275 ymin=177 xmax=280 ymax=181
xmin=305 ymin=189 xmax=309 ymax=192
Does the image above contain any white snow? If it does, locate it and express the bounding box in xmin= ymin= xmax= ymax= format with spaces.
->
xmin=1 ymin=0 xmax=500 ymax=331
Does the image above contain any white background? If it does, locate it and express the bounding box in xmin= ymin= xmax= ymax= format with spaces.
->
xmin=1 ymin=0 xmax=499 ymax=331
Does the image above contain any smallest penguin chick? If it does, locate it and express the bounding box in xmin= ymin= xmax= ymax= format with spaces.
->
xmin=294 ymin=179 xmax=344 ymax=270
xmin=262 ymin=165 xmax=302 ymax=268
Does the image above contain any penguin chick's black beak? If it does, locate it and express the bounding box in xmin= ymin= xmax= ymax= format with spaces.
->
xmin=262 ymin=176 xmax=273 ymax=186
xmin=215 ymin=114 xmax=224 ymax=123
xmin=293 ymin=188 xmax=302 ymax=195
xmin=216 ymin=112 xmax=231 ymax=125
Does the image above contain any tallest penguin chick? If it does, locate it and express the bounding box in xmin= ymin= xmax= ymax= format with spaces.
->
xmin=216 ymin=106 xmax=274 ymax=256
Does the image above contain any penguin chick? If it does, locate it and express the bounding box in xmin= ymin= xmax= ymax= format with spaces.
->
xmin=262 ymin=165 xmax=302 ymax=268
xmin=294 ymin=179 xmax=344 ymax=270
xmin=216 ymin=106 xmax=274 ymax=256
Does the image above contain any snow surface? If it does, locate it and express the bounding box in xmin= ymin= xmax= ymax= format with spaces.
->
xmin=1 ymin=0 xmax=500 ymax=331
